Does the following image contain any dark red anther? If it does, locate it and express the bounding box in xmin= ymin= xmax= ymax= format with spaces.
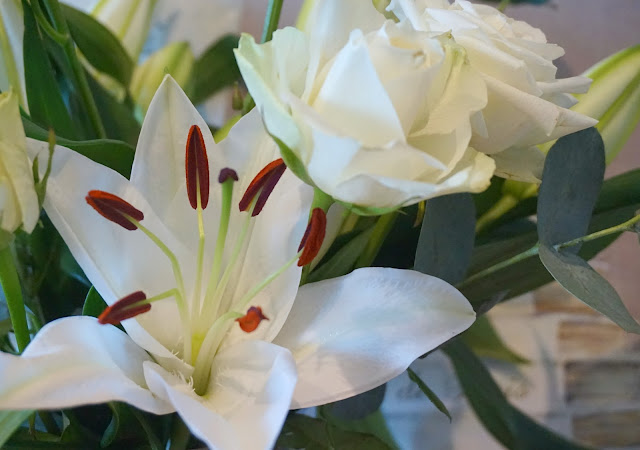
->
xmin=298 ymin=208 xmax=327 ymax=267
xmin=218 ymin=167 xmax=239 ymax=184
xmin=236 ymin=306 xmax=269 ymax=333
xmin=238 ymin=159 xmax=286 ymax=216
xmin=98 ymin=291 xmax=150 ymax=325
xmin=186 ymin=125 xmax=210 ymax=210
xmin=86 ymin=190 xmax=144 ymax=231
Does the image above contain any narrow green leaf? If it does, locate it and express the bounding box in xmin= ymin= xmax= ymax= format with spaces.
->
xmin=444 ymin=340 xmax=593 ymax=450
xmin=407 ymin=368 xmax=452 ymax=421
xmin=23 ymin=116 xmax=135 ymax=178
xmin=0 ymin=410 xmax=32 ymax=448
xmin=271 ymin=133 xmax=315 ymax=186
xmin=415 ymin=193 xmax=475 ymax=285
xmin=101 ymin=403 xmax=121 ymax=448
xmin=537 ymin=128 xmax=605 ymax=251
xmin=60 ymin=4 xmax=133 ymax=86
xmin=460 ymin=316 xmax=529 ymax=364
xmin=82 ymin=286 xmax=106 ymax=318
xmin=307 ymin=226 xmax=374 ymax=283
xmin=277 ymin=414 xmax=392 ymax=450
xmin=191 ymin=35 xmax=241 ymax=104
xmin=539 ymin=244 xmax=640 ymax=333
xmin=328 ymin=385 xmax=386 ymax=421
xmin=22 ymin=2 xmax=76 ymax=139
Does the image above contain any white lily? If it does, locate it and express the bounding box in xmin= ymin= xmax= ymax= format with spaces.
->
xmin=0 ymin=0 xmax=28 ymax=111
xmin=0 ymin=76 xmax=475 ymax=449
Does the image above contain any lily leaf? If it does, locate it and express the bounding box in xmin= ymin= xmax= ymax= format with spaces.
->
xmin=407 ymin=368 xmax=452 ymax=421
xmin=191 ymin=35 xmax=241 ymax=104
xmin=82 ymin=287 xmax=106 ymax=318
xmin=460 ymin=315 xmax=529 ymax=364
xmin=444 ymin=340 xmax=593 ymax=450
xmin=0 ymin=410 xmax=32 ymax=448
xmin=328 ymin=385 xmax=386 ymax=421
xmin=61 ymin=4 xmax=133 ymax=86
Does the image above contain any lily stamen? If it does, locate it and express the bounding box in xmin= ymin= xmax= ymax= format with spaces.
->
xmin=298 ymin=208 xmax=327 ymax=267
xmin=98 ymin=289 xmax=178 ymax=325
xmin=238 ymin=158 xmax=286 ymax=216
xmin=86 ymin=190 xmax=144 ymax=231
xmin=236 ymin=306 xmax=269 ymax=333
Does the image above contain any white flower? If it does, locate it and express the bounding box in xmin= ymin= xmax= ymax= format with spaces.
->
xmin=0 ymin=90 xmax=38 ymax=233
xmin=0 ymin=76 xmax=475 ymax=449
xmin=235 ymin=0 xmax=495 ymax=210
xmin=0 ymin=0 xmax=28 ymax=112
xmin=389 ymin=0 xmax=598 ymax=182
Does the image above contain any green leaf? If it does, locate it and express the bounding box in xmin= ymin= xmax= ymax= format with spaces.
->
xmin=82 ymin=286 xmax=106 ymax=318
xmin=22 ymin=2 xmax=76 ymax=139
xmin=191 ymin=35 xmax=241 ymax=104
xmin=443 ymin=340 xmax=593 ymax=450
xmin=537 ymin=128 xmax=605 ymax=251
xmin=277 ymin=414 xmax=392 ymax=450
xmin=328 ymin=385 xmax=386 ymax=421
xmin=307 ymin=226 xmax=374 ymax=283
xmin=0 ymin=410 xmax=32 ymax=448
xmin=407 ymin=368 xmax=452 ymax=421
xmin=460 ymin=316 xmax=529 ymax=364
xmin=60 ymin=4 xmax=133 ymax=86
xmin=101 ymin=403 xmax=121 ymax=448
xmin=85 ymin=70 xmax=141 ymax=146
xmin=23 ymin=116 xmax=135 ymax=178
xmin=415 ymin=194 xmax=475 ymax=285
xmin=539 ymin=244 xmax=640 ymax=333
xmin=271 ymin=133 xmax=315 ymax=186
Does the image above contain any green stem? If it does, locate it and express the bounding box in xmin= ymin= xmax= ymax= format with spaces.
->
xmin=261 ymin=0 xmax=284 ymax=43
xmin=29 ymin=0 xmax=69 ymax=45
xmin=475 ymin=194 xmax=518 ymax=234
xmin=354 ymin=212 xmax=398 ymax=269
xmin=168 ymin=416 xmax=190 ymax=450
xmin=0 ymin=246 xmax=30 ymax=353
xmin=43 ymin=0 xmax=106 ymax=138
xmin=460 ymin=214 xmax=640 ymax=288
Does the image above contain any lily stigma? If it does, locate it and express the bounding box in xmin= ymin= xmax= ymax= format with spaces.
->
xmin=88 ymin=124 xmax=326 ymax=395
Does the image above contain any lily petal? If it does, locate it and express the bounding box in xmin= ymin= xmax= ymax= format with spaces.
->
xmin=273 ymin=267 xmax=476 ymax=409
xmin=144 ymin=340 xmax=296 ymax=450
xmin=27 ymin=139 xmax=191 ymax=364
xmin=0 ymin=316 xmax=171 ymax=414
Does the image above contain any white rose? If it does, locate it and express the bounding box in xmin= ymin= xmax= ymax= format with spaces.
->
xmin=236 ymin=0 xmax=495 ymax=210
xmin=0 ymin=0 xmax=28 ymax=112
xmin=389 ymin=0 xmax=598 ymax=182
xmin=0 ymin=90 xmax=38 ymax=234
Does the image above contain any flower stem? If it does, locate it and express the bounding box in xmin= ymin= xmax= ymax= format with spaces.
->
xmin=43 ymin=0 xmax=106 ymax=138
xmin=354 ymin=212 xmax=398 ymax=269
xmin=0 ymin=245 xmax=30 ymax=353
xmin=261 ymin=0 xmax=284 ymax=43
xmin=460 ymin=214 xmax=640 ymax=288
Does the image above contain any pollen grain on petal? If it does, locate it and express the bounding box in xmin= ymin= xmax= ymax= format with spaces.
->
xmin=98 ymin=291 xmax=149 ymax=325
xmin=236 ymin=306 xmax=269 ymax=333
xmin=86 ymin=190 xmax=144 ymax=231
xmin=238 ymin=158 xmax=286 ymax=215
xmin=298 ymin=208 xmax=327 ymax=267
xmin=186 ymin=125 xmax=210 ymax=210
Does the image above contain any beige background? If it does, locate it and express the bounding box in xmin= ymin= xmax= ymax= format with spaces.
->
xmin=243 ymin=0 xmax=640 ymax=317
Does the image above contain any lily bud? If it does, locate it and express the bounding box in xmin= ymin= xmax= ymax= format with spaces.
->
xmin=130 ymin=41 xmax=195 ymax=118
xmin=91 ymin=0 xmax=158 ymax=61
xmin=0 ymin=0 xmax=28 ymax=112
xmin=0 ymin=90 xmax=38 ymax=234
xmin=572 ymin=45 xmax=640 ymax=164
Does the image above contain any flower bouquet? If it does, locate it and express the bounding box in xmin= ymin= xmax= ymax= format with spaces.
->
xmin=0 ymin=0 xmax=639 ymax=448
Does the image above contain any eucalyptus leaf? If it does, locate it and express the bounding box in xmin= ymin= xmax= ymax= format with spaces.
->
xmin=407 ymin=368 xmax=452 ymax=421
xmin=328 ymin=385 xmax=386 ymax=421
xmin=415 ymin=194 xmax=475 ymax=285
xmin=60 ymin=4 xmax=133 ymax=86
xmin=0 ymin=410 xmax=32 ymax=448
xmin=444 ymin=340 xmax=593 ymax=450
xmin=460 ymin=315 xmax=529 ymax=364
xmin=22 ymin=2 xmax=76 ymax=139
xmin=82 ymin=287 xmax=107 ymax=318
xmin=539 ymin=244 xmax=640 ymax=333
xmin=191 ymin=35 xmax=241 ymax=104
xmin=537 ymin=128 xmax=605 ymax=251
